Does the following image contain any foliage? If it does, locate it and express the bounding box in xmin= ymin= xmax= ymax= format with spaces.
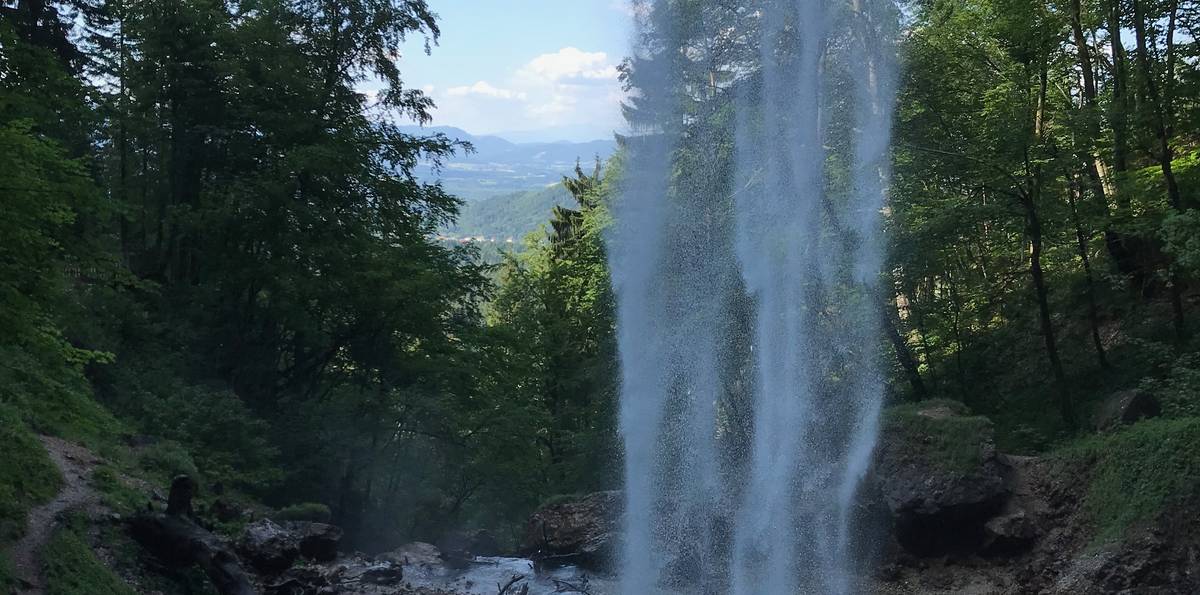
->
xmin=274 ymin=502 xmax=332 ymax=523
xmin=1139 ymin=353 xmax=1200 ymax=418
xmin=136 ymin=441 xmax=200 ymax=485
xmin=1060 ymin=418 xmax=1200 ymax=544
xmin=0 ymin=406 xmax=62 ymax=542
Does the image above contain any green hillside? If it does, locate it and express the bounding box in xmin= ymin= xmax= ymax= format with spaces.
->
xmin=448 ymin=184 xmax=574 ymax=240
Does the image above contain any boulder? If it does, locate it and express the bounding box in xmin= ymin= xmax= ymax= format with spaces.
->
xmin=520 ymin=491 xmax=620 ymax=569
xmin=284 ymin=521 xmax=343 ymax=562
xmin=380 ymin=541 xmax=443 ymax=570
xmin=436 ymin=529 xmax=501 ymax=567
xmin=873 ymin=400 xmax=1009 ymax=556
xmin=1091 ymin=389 xmax=1160 ymax=431
xmin=983 ymin=510 xmax=1040 ymax=553
xmin=237 ymin=519 xmax=300 ymax=574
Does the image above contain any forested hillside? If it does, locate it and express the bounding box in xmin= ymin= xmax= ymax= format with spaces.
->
xmin=445 ymin=184 xmax=574 ymax=240
xmin=1 ymin=0 xmax=1199 ymax=592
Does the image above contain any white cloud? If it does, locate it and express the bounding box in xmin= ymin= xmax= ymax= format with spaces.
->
xmin=414 ymin=47 xmax=625 ymax=140
xmin=445 ymin=80 xmax=527 ymax=100
xmin=518 ymin=47 xmax=620 ymax=84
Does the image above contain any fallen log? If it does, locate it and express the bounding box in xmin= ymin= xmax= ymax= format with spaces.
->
xmin=129 ymin=475 xmax=257 ymax=595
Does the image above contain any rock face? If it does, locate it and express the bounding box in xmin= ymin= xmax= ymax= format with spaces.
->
xmin=520 ymin=491 xmax=620 ymax=569
xmin=873 ymin=401 xmax=1008 ymax=556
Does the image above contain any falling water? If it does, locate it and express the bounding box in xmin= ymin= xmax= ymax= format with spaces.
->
xmin=609 ymin=0 xmax=897 ymax=593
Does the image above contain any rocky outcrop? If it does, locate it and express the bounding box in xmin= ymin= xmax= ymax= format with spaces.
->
xmin=237 ymin=519 xmax=300 ymax=574
xmin=873 ymin=401 xmax=1008 ymax=555
xmin=873 ymin=404 xmax=1200 ymax=595
xmin=236 ymin=519 xmax=344 ymax=573
xmin=1091 ymin=389 xmax=1161 ymax=431
xmin=520 ymin=491 xmax=620 ymax=569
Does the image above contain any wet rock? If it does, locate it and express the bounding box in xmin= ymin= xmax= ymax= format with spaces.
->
xmin=264 ymin=556 xmax=412 ymax=595
xmin=1092 ymin=389 xmax=1161 ymax=431
xmin=520 ymin=491 xmax=620 ymax=569
xmin=873 ymin=401 xmax=1008 ymax=556
xmin=381 ymin=541 xmax=443 ymax=570
xmin=437 ymin=529 xmax=502 ymax=566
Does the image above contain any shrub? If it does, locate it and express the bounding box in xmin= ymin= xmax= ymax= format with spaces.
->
xmin=136 ymin=441 xmax=199 ymax=483
xmin=274 ymin=502 xmax=332 ymax=523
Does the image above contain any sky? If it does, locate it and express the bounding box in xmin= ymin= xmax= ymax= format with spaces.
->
xmin=388 ymin=1 xmax=635 ymax=143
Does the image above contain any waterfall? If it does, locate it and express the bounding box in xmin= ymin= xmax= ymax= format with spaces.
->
xmin=608 ymin=0 xmax=897 ymax=592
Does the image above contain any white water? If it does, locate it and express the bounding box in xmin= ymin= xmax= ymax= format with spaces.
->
xmin=609 ymin=0 xmax=897 ymax=593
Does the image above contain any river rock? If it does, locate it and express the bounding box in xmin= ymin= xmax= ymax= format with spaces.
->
xmin=520 ymin=490 xmax=620 ymax=569
xmin=873 ymin=400 xmax=1008 ymax=556
xmin=437 ymin=528 xmax=501 ymax=566
xmin=381 ymin=541 xmax=444 ymax=569
xmin=1091 ymin=389 xmax=1160 ymax=431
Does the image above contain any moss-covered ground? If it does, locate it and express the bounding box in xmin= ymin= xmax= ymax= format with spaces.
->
xmin=882 ymin=399 xmax=995 ymax=473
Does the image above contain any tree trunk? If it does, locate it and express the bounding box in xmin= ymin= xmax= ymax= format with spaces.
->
xmin=129 ymin=476 xmax=256 ymax=595
xmin=1068 ymin=177 xmax=1111 ymax=370
xmin=1024 ymin=194 xmax=1074 ymax=426
xmin=882 ymin=299 xmax=927 ymax=400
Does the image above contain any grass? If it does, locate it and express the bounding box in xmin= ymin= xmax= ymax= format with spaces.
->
xmin=883 ymin=399 xmax=995 ymax=473
xmin=90 ymin=466 xmax=144 ymax=515
xmin=1058 ymin=417 xmax=1200 ymax=544
xmin=0 ymin=404 xmax=63 ymax=542
xmin=41 ymin=515 xmax=135 ymax=595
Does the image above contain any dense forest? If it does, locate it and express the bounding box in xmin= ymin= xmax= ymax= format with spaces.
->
xmin=1 ymin=0 xmax=1199 ymax=592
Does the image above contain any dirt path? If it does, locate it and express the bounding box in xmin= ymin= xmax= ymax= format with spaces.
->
xmin=4 ymin=436 xmax=102 ymax=594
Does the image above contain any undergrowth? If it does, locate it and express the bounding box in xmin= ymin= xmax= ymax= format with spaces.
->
xmin=1059 ymin=417 xmax=1200 ymax=544
xmin=0 ymin=405 xmax=63 ymax=542
xmin=41 ymin=515 xmax=134 ymax=595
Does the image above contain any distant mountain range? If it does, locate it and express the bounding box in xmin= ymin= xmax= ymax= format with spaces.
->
xmin=399 ymin=125 xmax=616 ymax=202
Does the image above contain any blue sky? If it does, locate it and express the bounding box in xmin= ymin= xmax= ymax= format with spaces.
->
xmin=391 ymin=1 xmax=634 ymax=142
